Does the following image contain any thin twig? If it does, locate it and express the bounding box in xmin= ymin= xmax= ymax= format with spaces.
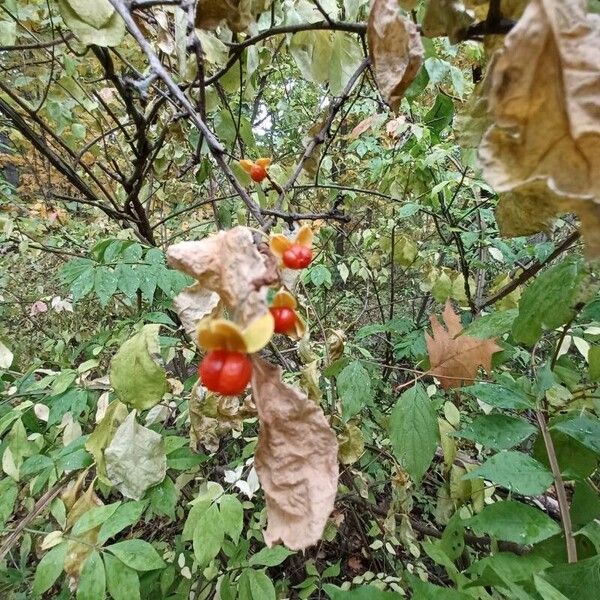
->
xmin=478 ymin=231 xmax=580 ymax=309
xmin=535 ymin=410 xmax=577 ymax=563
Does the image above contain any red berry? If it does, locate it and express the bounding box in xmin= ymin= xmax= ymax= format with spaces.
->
xmin=199 ymin=350 xmax=252 ymax=396
xmin=270 ymin=307 xmax=297 ymax=334
xmin=250 ymin=164 xmax=267 ymax=182
xmin=282 ymin=244 xmax=312 ymax=269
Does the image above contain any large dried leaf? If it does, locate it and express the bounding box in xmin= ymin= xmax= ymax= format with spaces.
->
xmin=425 ymin=301 xmax=501 ymax=389
xmin=368 ymin=0 xmax=424 ymax=111
xmin=422 ymin=0 xmax=475 ymax=43
xmin=167 ymin=227 xmax=275 ymax=326
xmin=195 ymin=0 xmax=268 ymax=32
xmin=251 ymin=357 xmax=338 ymax=550
xmin=479 ymin=0 xmax=600 ymax=252
xmin=173 ymin=283 xmax=221 ymax=342
xmin=104 ymin=411 xmax=166 ymax=500
xmin=496 ymin=183 xmax=600 ymax=256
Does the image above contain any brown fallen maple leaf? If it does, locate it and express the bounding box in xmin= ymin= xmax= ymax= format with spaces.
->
xmin=425 ymin=302 xmax=501 ymax=389
xmin=251 ymin=356 xmax=339 ymax=550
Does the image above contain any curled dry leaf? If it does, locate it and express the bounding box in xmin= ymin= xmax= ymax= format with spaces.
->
xmin=167 ymin=226 xmax=275 ymax=327
xmin=63 ymin=481 xmax=103 ymax=589
xmin=368 ymin=0 xmax=424 ymax=111
xmin=189 ymin=383 xmax=256 ymax=454
xmin=338 ymin=423 xmax=365 ymax=465
xmin=251 ymin=356 xmax=338 ymax=550
xmin=479 ymin=0 xmax=600 ymax=253
xmin=426 ymin=301 xmax=501 ymax=389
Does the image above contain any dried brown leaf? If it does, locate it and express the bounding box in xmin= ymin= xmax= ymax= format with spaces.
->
xmin=195 ymin=0 xmax=269 ymax=32
xmin=167 ymin=226 xmax=271 ymax=326
xmin=368 ymin=0 xmax=424 ymax=111
xmin=173 ymin=283 xmax=222 ymax=343
xmin=251 ymin=357 xmax=338 ymax=550
xmin=480 ymin=0 xmax=600 ymax=207
xmin=349 ymin=114 xmax=379 ymax=139
xmin=425 ymin=301 xmax=501 ymax=389
xmin=64 ymin=483 xmax=103 ymax=589
xmin=496 ymin=183 xmax=600 ymax=256
xmin=189 ymin=383 xmax=255 ymax=453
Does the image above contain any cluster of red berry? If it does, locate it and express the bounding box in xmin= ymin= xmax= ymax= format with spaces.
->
xmin=198 ymin=215 xmax=313 ymax=396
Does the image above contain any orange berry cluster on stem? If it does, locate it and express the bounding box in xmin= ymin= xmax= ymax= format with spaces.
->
xmin=239 ymin=157 xmax=271 ymax=183
xmin=269 ymin=224 xmax=314 ymax=271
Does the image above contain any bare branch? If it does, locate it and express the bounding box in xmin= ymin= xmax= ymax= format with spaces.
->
xmin=108 ymin=0 xmax=267 ymax=226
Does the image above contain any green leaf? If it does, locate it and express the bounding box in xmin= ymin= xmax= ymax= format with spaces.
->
xmin=544 ymin=555 xmax=600 ymax=600
xmin=425 ymin=94 xmax=454 ymax=136
xmin=192 ymin=502 xmax=224 ymax=566
xmin=310 ymin=264 xmax=332 ymax=288
xmin=323 ymin=584 xmax=402 ymax=599
xmin=109 ymin=324 xmax=168 ymax=410
xmin=104 ymin=552 xmax=141 ymax=600
xmin=148 ymin=476 xmax=178 ymax=519
xmin=408 ymin=575 xmax=470 ymax=599
xmin=453 ymin=414 xmax=537 ymax=450
xmin=588 ymin=346 xmax=600 ymax=380
xmin=512 ymin=257 xmax=587 ymax=346
xmin=389 ymin=384 xmax=438 ymax=483
xmin=138 ymin=265 xmax=158 ymax=303
xmin=94 ymin=266 xmax=119 ymax=306
xmin=424 ymin=57 xmax=451 ymax=86
xmin=219 ymin=494 xmax=244 ymax=544
xmin=466 ymin=553 xmax=551 ymax=588
xmin=57 ymin=0 xmax=125 ymax=46
xmin=71 ymin=267 xmax=95 ymax=302
xmin=249 ymin=545 xmax=295 ymax=567
xmin=337 ymin=361 xmax=372 ymax=421
xmin=104 ymin=411 xmax=166 ymax=500
xmin=462 ymin=380 xmax=534 ymax=410
xmin=0 ymin=477 xmax=18 ymax=527
xmin=97 ymin=500 xmax=148 ymax=545
xmin=465 ymin=500 xmax=561 ymax=544
xmin=32 ymin=542 xmax=68 ymax=596
xmin=106 ymin=539 xmax=166 ymax=571
xmin=61 ymin=257 xmax=95 ymax=284
xmin=116 ymin=263 xmax=141 ymax=299
xmin=463 ymin=451 xmax=554 ymax=496
xmin=463 ymin=309 xmax=518 ymax=338
xmin=72 ymin=501 xmax=121 ymax=535
xmin=0 ymin=21 xmax=16 ymax=46
xmin=77 ymin=551 xmax=106 ymax=600
xmin=238 ymin=569 xmax=276 ymax=600
xmin=552 ymin=414 xmax=600 ymax=455
xmin=439 ymin=514 xmax=464 ymax=561
xmin=533 ymin=575 xmax=570 ymax=600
